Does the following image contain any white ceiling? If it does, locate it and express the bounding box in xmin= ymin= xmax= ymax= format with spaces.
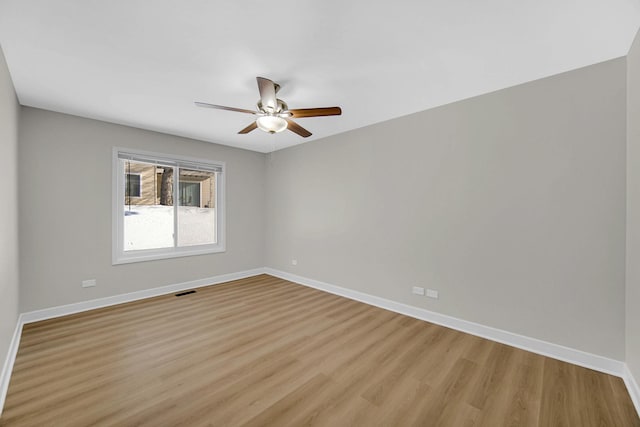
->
xmin=0 ymin=1 xmax=638 ymax=153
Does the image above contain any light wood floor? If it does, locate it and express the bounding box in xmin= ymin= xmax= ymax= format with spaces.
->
xmin=1 ymin=274 xmax=638 ymax=426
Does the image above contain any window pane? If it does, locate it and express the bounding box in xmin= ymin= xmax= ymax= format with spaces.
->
xmin=177 ymin=168 xmax=216 ymax=247
xmin=125 ymin=174 xmax=141 ymax=198
xmin=123 ymin=160 xmax=174 ymax=251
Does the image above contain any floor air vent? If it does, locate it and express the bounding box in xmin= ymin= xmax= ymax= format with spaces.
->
xmin=175 ymin=290 xmax=196 ymax=297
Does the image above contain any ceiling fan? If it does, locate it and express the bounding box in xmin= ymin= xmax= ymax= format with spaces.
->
xmin=195 ymin=77 xmax=342 ymax=138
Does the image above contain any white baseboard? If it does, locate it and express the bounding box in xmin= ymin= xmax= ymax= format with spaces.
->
xmin=0 ymin=315 xmax=23 ymax=417
xmin=21 ymin=268 xmax=265 ymax=324
xmin=624 ymin=364 xmax=640 ymax=417
xmin=264 ymin=268 xmax=626 ymax=378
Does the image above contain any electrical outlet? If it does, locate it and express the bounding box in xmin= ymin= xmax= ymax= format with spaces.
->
xmin=412 ymin=286 xmax=425 ymax=296
xmin=291 ymin=259 xmax=297 ymax=266
xmin=82 ymin=279 xmax=96 ymax=288
xmin=426 ymin=289 xmax=439 ymax=299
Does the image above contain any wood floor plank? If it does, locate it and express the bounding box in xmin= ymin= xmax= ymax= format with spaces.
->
xmin=0 ymin=274 xmax=638 ymax=426
xmin=468 ymin=343 xmax=516 ymax=410
xmin=412 ymin=357 xmax=481 ymax=425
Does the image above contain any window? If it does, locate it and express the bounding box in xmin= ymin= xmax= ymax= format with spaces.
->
xmin=125 ymin=173 xmax=141 ymax=198
xmin=113 ymin=148 xmax=225 ymax=264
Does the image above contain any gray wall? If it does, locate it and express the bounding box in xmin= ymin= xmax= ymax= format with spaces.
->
xmin=0 ymin=45 xmax=19 ymax=370
xmin=265 ymin=58 xmax=627 ymax=359
xmin=627 ymin=29 xmax=640 ymax=382
xmin=19 ymin=108 xmax=265 ymax=312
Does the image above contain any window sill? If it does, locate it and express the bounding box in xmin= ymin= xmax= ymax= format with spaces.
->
xmin=112 ymin=245 xmax=226 ymax=265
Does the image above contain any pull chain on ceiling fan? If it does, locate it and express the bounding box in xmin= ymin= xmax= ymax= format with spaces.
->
xmin=195 ymin=77 xmax=342 ymax=138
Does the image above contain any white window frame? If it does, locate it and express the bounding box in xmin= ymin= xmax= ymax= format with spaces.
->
xmin=112 ymin=147 xmax=226 ymax=265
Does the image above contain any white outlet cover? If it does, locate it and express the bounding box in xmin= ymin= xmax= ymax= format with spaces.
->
xmin=82 ymin=279 xmax=96 ymax=288
xmin=412 ymin=286 xmax=425 ymax=296
xmin=291 ymin=259 xmax=298 ymax=266
xmin=426 ymin=289 xmax=439 ymax=299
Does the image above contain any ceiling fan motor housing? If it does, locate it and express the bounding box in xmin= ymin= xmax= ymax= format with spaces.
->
xmin=257 ymin=99 xmax=288 ymax=114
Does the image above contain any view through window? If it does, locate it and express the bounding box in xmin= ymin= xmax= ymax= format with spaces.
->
xmin=114 ymin=149 xmax=224 ymax=263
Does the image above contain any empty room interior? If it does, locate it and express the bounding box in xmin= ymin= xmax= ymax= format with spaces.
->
xmin=2 ymin=1 xmax=640 ymax=426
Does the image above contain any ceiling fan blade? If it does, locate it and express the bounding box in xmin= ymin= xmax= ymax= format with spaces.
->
xmin=257 ymin=77 xmax=277 ymax=112
xmin=195 ymin=102 xmax=257 ymax=115
xmin=285 ymin=119 xmax=312 ymax=138
xmin=238 ymin=121 xmax=258 ymax=134
xmin=287 ymin=107 xmax=342 ymax=118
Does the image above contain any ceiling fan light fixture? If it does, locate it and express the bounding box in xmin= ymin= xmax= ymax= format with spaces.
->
xmin=256 ymin=115 xmax=288 ymax=134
